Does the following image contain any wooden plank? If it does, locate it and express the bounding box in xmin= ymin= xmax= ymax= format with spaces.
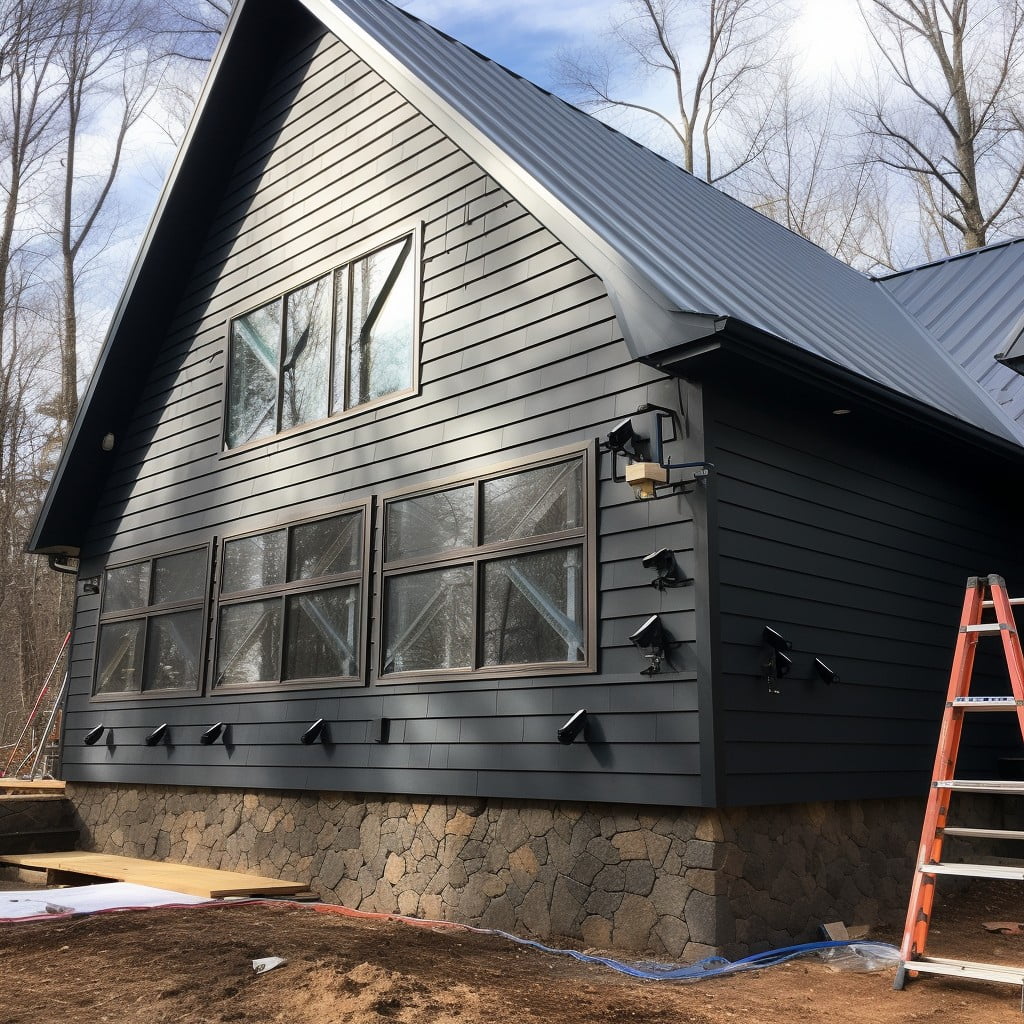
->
xmin=0 ymin=851 xmax=305 ymax=899
xmin=0 ymin=780 xmax=66 ymax=794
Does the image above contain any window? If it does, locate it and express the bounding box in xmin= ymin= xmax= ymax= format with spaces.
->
xmin=226 ymin=234 xmax=416 ymax=448
xmin=214 ymin=506 xmax=368 ymax=689
xmin=381 ymin=451 xmax=594 ymax=678
xmin=94 ymin=547 xmax=208 ymax=696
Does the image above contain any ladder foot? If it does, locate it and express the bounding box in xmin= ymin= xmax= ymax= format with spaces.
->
xmin=893 ymin=965 xmax=908 ymax=991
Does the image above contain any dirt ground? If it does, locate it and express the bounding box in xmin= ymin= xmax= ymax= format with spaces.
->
xmin=1 ymin=879 xmax=1023 ymax=1024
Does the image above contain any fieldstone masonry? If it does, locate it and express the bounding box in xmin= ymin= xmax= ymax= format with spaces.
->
xmin=67 ymin=783 xmax=931 ymax=956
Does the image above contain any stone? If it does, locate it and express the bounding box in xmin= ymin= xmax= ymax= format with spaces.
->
xmin=653 ymin=915 xmax=689 ymax=957
xmin=520 ymin=882 xmax=551 ymax=937
xmin=581 ymin=915 xmax=613 ymax=948
xmin=508 ymin=844 xmax=539 ymax=891
xmin=624 ymin=860 xmax=656 ymax=896
xmin=446 ymin=809 xmax=476 ymax=837
xmin=383 ymin=852 xmax=405 ymax=884
xmin=612 ymin=893 xmax=657 ymax=951
xmin=685 ymin=889 xmax=721 ymax=946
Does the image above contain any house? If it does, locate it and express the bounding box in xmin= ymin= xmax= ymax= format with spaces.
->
xmin=29 ymin=0 xmax=1024 ymax=956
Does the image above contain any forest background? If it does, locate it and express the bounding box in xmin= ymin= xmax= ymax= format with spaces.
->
xmin=3 ymin=0 xmax=1023 ymax=745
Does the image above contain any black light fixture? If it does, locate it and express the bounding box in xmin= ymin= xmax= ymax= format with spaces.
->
xmin=814 ymin=658 xmax=840 ymax=685
xmin=145 ymin=723 xmax=169 ymax=746
xmin=641 ymin=547 xmax=689 ymax=590
xmin=629 ymin=614 xmax=672 ymax=675
xmin=300 ymin=718 xmax=327 ymax=745
xmin=81 ymin=577 xmax=100 ymax=595
xmin=603 ymin=405 xmax=713 ymax=500
xmin=604 ymin=418 xmax=645 ymax=458
xmin=200 ymin=722 xmax=225 ymax=745
xmin=761 ymin=626 xmax=793 ymax=694
xmin=557 ymin=709 xmax=587 ymax=744
xmin=372 ymin=717 xmax=391 ymax=744
xmin=83 ymin=724 xmax=105 ymax=746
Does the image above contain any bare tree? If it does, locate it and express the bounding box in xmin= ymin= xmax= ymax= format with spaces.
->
xmin=858 ymin=0 xmax=1024 ymax=253
xmin=557 ymin=0 xmax=793 ymax=184
xmin=53 ymin=0 xmax=165 ymax=429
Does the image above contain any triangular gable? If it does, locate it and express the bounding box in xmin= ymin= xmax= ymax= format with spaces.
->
xmin=29 ymin=0 xmax=1024 ymax=553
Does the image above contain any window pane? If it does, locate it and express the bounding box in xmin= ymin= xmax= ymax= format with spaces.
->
xmin=215 ymin=599 xmax=281 ymax=686
xmin=227 ymin=301 xmax=281 ymax=447
xmin=383 ymin=566 xmax=472 ymax=673
xmin=482 ymin=460 xmax=583 ymax=544
xmin=385 ymin=485 xmax=474 ymax=561
xmin=283 ymin=586 xmax=359 ymax=680
xmin=222 ymin=530 xmax=286 ymax=593
xmin=331 ymin=264 xmax=349 ymax=413
xmin=481 ymin=547 xmax=584 ymax=666
xmin=152 ymin=549 xmax=206 ymax=605
xmin=347 ymin=237 xmax=414 ymax=407
xmin=103 ymin=562 xmax=150 ymax=613
xmin=143 ymin=610 xmax=202 ymax=691
xmin=95 ymin=620 xmax=145 ymax=693
xmin=282 ymin=276 xmax=331 ymax=430
xmin=289 ymin=512 xmax=362 ymax=581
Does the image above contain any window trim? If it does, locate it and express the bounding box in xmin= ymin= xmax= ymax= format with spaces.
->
xmin=376 ymin=443 xmax=597 ymax=683
xmin=91 ymin=542 xmax=212 ymax=701
xmin=221 ymin=225 xmax=422 ymax=455
xmin=210 ymin=499 xmax=373 ymax=694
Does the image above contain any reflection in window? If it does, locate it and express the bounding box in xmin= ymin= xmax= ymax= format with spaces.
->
xmin=94 ymin=548 xmax=207 ymax=696
xmin=381 ymin=453 xmax=590 ymax=677
xmin=226 ymin=234 xmax=416 ymax=448
xmin=215 ymin=508 xmax=365 ymax=689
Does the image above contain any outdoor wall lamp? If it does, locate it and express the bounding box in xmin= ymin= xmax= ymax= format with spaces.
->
xmin=372 ymin=717 xmax=391 ymax=744
xmin=83 ymin=724 xmax=105 ymax=746
xmin=81 ymin=577 xmax=100 ymax=595
xmin=814 ymin=658 xmax=840 ymax=685
xmin=557 ymin=709 xmax=587 ymax=744
xmin=603 ymin=405 xmax=713 ymax=500
xmin=145 ymin=723 xmax=169 ymax=746
xmin=641 ymin=547 xmax=689 ymax=590
xmin=200 ymin=722 xmax=225 ymax=745
xmin=300 ymin=718 xmax=328 ymax=744
xmin=101 ymin=432 xmax=115 ymax=452
xmin=761 ymin=627 xmax=793 ymax=695
xmin=629 ymin=614 xmax=676 ymax=675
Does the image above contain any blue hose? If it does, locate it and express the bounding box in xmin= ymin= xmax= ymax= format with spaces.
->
xmin=481 ymin=932 xmax=901 ymax=981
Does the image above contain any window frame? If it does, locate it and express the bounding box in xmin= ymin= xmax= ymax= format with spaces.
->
xmin=91 ymin=542 xmax=212 ymax=701
xmin=221 ymin=226 xmax=422 ymax=453
xmin=377 ymin=443 xmax=597 ymax=683
xmin=211 ymin=499 xmax=373 ymax=694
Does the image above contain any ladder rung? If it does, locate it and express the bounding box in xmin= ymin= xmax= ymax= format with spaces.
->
xmin=961 ymin=623 xmax=1013 ymax=633
xmin=982 ymin=597 xmax=1024 ymax=607
xmin=951 ymin=696 xmax=1023 ymax=709
xmin=919 ymin=862 xmax=1024 ymax=880
xmin=904 ymin=956 xmax=1024 ymax=985
xmin=943 ymin=827 xmax=1024 ymax=840
xmin=935 ymin=779 xmax=1024 ymax=793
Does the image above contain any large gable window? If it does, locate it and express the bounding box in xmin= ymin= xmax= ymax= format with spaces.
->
xmin=226 ymin=234 xmax=416 ymax=448
xmin=381 ymin=450 xmax=595 ymax=679
xmin=214 ymin=505 xmax=368 ymax=689
xmin=94 ymin=547 xmax=208 ymax=696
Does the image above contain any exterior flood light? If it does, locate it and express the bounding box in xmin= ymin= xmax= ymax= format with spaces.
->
xmin=200 ymin=722 xmax=225 ymax=745
xmin=145 ymin=723 xmax=168 ymax=746
xmin=301 ymin=718 xmax=327 ymax=744
xmin=557 ymin=709 xmax=587 ymax=744
xmin=604 ymin=418 xmax=645 ymax=458
xmin=761 ymin=626 xmax=793 ymax=695
xmin=83 ymin=724 xmax=105 ymax=746
xmin=629 ymin=614 xmax=672 ymax=675
xmin=642 ymin=547 xmax=689 ymax=589
xmin=814 ymin=658 xmax=840 ymax=685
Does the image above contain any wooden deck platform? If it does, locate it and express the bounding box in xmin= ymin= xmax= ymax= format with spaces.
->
xmin=0 ymin=780 xmax=66 ymax=794
xmin=0 ymin=850 xmax=307 ymax=899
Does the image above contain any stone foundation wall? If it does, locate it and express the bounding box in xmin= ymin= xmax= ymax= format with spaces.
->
xmin=67 ymin=783 xmax=931 ymax=957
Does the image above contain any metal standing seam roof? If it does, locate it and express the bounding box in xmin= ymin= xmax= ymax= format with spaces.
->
xmin=877 ymin=239 xmax=1024 ymax=427
xmin=311 ymin=0 xmax=1024 ymax=448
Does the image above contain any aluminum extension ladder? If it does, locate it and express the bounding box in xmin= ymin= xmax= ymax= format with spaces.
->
xmin=895 ymin=575 xmax=1024 ymax=991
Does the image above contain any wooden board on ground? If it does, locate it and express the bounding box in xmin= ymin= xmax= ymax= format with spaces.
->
xmin=0 ymin=851 xmax=306 ymax=899
xmin=0 ymin=781 xmax=65 ymax=794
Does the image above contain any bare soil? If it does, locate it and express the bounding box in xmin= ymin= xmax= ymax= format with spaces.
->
xmin=1 ymin=880 xmax=1023 ymax=1024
